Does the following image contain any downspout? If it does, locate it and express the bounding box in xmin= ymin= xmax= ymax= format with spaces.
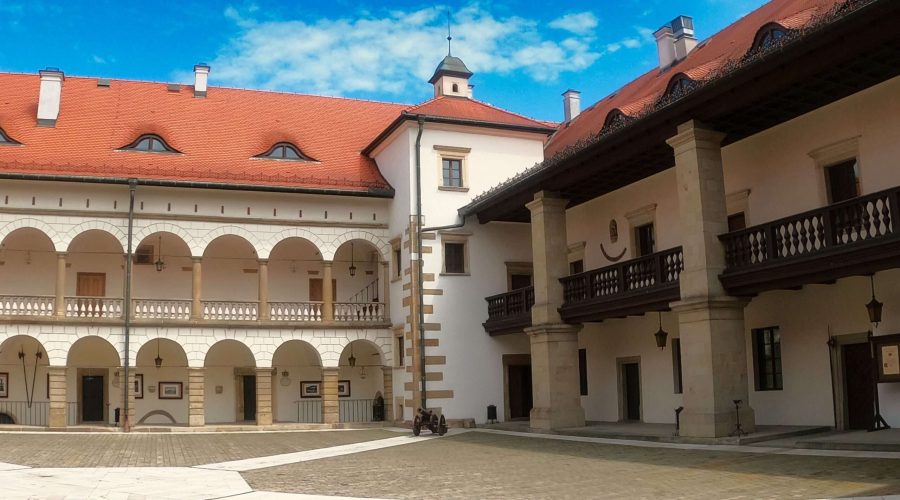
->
xmin=122 ymin=179 xmax=136 ymax=431
xmin=414 ymin=117 xmax=427 ymax=410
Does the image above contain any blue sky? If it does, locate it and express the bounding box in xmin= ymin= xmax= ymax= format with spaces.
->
xmin=0 ymin=0 xmax=768 ymax=121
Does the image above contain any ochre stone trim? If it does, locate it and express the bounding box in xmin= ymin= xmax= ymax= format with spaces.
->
xmin=425 ymin=390 xmax=454 ymax=399
xmin=424 ymin=355 xmax=446 ymax=365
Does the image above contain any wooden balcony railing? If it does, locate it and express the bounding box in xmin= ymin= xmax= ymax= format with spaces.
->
xmin=0 ymin=295 xmax=54 ymax=316
xmin=133 ymin=299 xmax=191 ymax=320
xmin=720 ymin=187 xmax=900 ymax=295
xmin=65 ymin=296 xmax=124 ymax=318
xmin=483 ymin=286 xmax=534 ymax=335
xmin=559 ymin=247 xmax=683 ymax=323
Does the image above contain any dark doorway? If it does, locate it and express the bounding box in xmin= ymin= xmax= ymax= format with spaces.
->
xmin=843 ymin=343 xmax=874 ymax=430
xmin=507 ymin=364 xmax=532 ymax=420
xmin=82 ymin=375 xmax=104 ymax=422
xmin=509 ymin=273 xmax=532 ymax=291
xmin=622 ymin=362 xmax=641 ymax=421
xmin=243 ymin=375 xmax=257 ymax=421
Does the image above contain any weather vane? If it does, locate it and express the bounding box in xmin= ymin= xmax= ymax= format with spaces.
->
xmin=446 ymin=9 xmax=452 ymax=56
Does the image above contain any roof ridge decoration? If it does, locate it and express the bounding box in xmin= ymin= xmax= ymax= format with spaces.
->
xmin=464 ymin=0 xmax=877 ymax=211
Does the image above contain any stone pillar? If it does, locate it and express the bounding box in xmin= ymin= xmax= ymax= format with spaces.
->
xmin=322 ymin=261 xmax=334 ymax=322
xmin=191 ymin=258 xmax=202 ymax=320
xmin=380 ymin=261 xmax=390 ymax=320
xmin=55 ymin=252 xmax=67 ymax=317
xmin=123 ymin=369 xmax=136 ymax=430
xmin=188 ymin=367 xmax=205 ymax=427
xmin=48 ymin=366 xmax=67 ymax=428
xmin=322 ymin=367 xmax=339 ymax=425
xmin=258 ymin=259 xmax=269 ymax=321
xmin=667 ymin=120 xmax=754 ymax=438
xmin=525 ymin=191 xmax=585 ymax=430
xmin=382 ymin=366 xmax=394 ymax=422
xmin=255 ymin=368 xmax=273 ymax=426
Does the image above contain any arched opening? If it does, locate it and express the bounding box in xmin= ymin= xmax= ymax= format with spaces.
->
xmin=337 ymin=339 xmax=385 ymax=422
xmin=66 ymin=230 xmax=125 ymax=318
xmin=66 ymin=336 xmax=121 ymax=425
xmin=271 ymin=340 xmax=323 ymax=423
xmin=268 ymin=237 xmax=324 ymax=321
xmin=332 ymin=240 xmax=387 ymax=322
xmin=201 ymin=235 xmax=259 ymax=321
xmin=134 ymin=338 xmax=189 ymax=425
xmin=133 ymin=232 xmax=193 ymax=320
xmin=0 ymin=335 xmax=50 ymax=426
xmin=750 ymin=22 xmax=789 ymax=54
xmin=0 ymin=228 xmax=57 ymax=316
xmin=204 ymin=339 xmax=256 ymax=423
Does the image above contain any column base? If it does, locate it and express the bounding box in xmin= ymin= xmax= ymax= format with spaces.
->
xmin=680 ymin=407 xmax=756 ymax=438
xmin=188 ymin=415 xmax=206 ymax=427
xmin=526 ymin=323 xmax=585 ymax=431
xmin=48 ymin=408 xmax=67 ymax=429
xmin=529 ymin=406 xmax=586 ymax=431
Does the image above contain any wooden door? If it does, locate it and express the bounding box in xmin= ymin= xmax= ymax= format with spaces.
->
xmin=843 ymin=343 xmax=875 ymax=430
xmin=309 ymin=279 xmax=337 ymax=302
xmin=82 ymin=375 xmax=104 ymax=422
xmin=76 ymin=273 xmax=106 ymax=296
xmin=623 ymin=363 xmax=641 ymax=420
xmin=243 ymin=375 xmax=257 ymax=421
xmin=507 ymin=364 xmax=532 ymax=420
xmin=509 ymin=274 xmax=532 ymax=291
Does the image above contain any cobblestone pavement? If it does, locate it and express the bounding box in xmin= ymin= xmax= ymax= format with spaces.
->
xmin=242 ymin=431 xmax=900 ymax=499
xmin=0 ymin=429 xmax=395 ymax=467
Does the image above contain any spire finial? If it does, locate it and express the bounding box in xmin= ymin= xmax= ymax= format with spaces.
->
xmin=446 ymin=9 xmax=452 ymax=56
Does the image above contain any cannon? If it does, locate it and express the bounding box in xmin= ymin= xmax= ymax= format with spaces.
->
xmin=412 ymin=408 xmax=447 ymax=436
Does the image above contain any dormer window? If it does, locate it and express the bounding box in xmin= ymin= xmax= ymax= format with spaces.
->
xmin=665 ymin=74 xmax=697 ymax=99
xmin=121 ymin=134 xmax=179 ymax=153
xmin=750 ymin=23 xmax=789 ymax=54
xmin=256 ymin=142 xmax=312 ymax=161
xmin=0 ymin=127 xmax=19 ymax=145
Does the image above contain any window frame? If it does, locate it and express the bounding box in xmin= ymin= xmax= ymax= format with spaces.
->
xmin=824 ymin=159 xmax=861 ymax=204
xmin=0 ymin=127 xmax=20 ymax=145
xmin=808 ymin=137 xmax=861 ymax=207
xmin=389 ymin=237 xmax=402 ymax=283
xmin=752 ymin=326 xmax=783 ymax=391
xmin=119 ymin=134 xmax=180 ymax=154
xmin=255 ymin=142 xmax=313 ymax=162
xmin=625 ymin=204 xmax=657 ymax=259
xmin=505 ymin=262 xmax=533 ymax=291
xmin=393 ymin=327 xmax=405 ymax=368
xmin=439 ymin=231 xmax=470 ymax=276
xmin=750 ymin=23 xmax=790 ymax=54
xmin=434 ymin=145 xmax=470 ymax=192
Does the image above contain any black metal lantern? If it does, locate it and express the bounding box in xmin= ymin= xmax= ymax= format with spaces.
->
xmin=866 ymin=274 xmax=883 ymax=326
xmin=154 ymin=338 xmax=163 ymax=368
xmin=154 ymin=236 xmax=166 ymax=272
xmin=654 ymin=311 xmax=668 ymax=350
xmin=348 ymin=242 xmax=357 ymax=277
xmin=348 ymin=344 xmax=356 ymax=367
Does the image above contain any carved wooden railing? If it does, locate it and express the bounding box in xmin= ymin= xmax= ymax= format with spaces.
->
xmin=133 ymin=299 xmax=191 ymax=320
xmin=202 ymin=301 xmax=259 ymax=321
xmin=333 ymin=302 xmax=385 ymax=322
xmin=485 ymin=286 xmax=535 ymax=327
xmin=721 ymin=188 xmax=898 ymax=270
xmin=560 ymin=247 xmax=684 ymax=306
xmin=269 ymin=302 xmax=324 ymax=322
xmin=0 ymin=295 xmax=55 ymax=316
xmin=65 ymin=296 xmax=124 ymax=318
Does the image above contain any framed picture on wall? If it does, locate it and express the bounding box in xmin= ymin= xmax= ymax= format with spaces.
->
xmin=135 ymin=374 xmax=144 ymax=399
xmin=337 ymin=380 xmax=351 ymax=398
xmin=0 ymin=373 xmax=7 ymax=398
xmin=158 ymin=382 xmax=183 ymax=400
xmin=300 ymin=381 xmax=321 ymax=398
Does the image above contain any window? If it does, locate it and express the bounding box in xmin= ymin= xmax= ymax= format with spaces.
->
xmin=751 ymin=24 xmax=789 ymax=53
xmin=394 ymin=249 xmax=402 ymax=278
xmin=569 ymin=260 xmax=584 ymax=275
xmin=442 ymin=158 xmax=463 ymax=188
xmin=753 ymin=326 xmax=783 ymax=391
xmin=727 ymin=212 xmax=746 ymax=232
xmin=121 ymin=134 xmax=178 ymax=153
xmin=635 ymin=223 xmax=655 ymax=257
xmin=509 ymin=274 xmax=532 ymax=291
xmin=672 ymin=338 xmax=683 ymax=394
xmin=257 ymin=142 xmax=312 ymax=161
xmin=0 ymin=127 xmax=18 ymax=145
xmin=452 ymin=83 xmax=459 ymax=93
xmin=134 ymin=245 xmax=154 ymax=265
xmin=390 ymin=238 xmax=402 ymax=281
xmin=444 ymin=242 xmax=466 ymax=274
xmin=396 ymin=333 xmax=405 ymax=367
xmin=578 ymin=348 xmax=588 ymax=396
xmin=825 ymin=159 xmax=860 ymax=204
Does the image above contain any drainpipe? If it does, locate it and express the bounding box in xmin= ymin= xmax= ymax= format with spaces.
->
xmin=122 ymin=179 xmax=136 ymax=431
xmin=414 ymin=117 xmax=427 ymax=410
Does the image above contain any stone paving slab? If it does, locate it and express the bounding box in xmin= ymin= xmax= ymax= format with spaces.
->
xmin=242 ymin=430 xmax=900 ymax=499
xmin=0 ymin=429 xmax=396 ymax=468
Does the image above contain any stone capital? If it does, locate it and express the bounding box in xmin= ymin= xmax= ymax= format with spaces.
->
xmin=525 ymin=191 xmax=569 ymax=214
xmin=525 ymin=323 xmax=582 ymax=340
xmin=666 ymin=120 xmax=726 ymax=151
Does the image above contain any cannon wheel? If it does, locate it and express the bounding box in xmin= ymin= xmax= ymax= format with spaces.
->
xmin=430 ymin=414 xmax=440 ymax=434
xmin=413 ymin=415 xmax=422 ymax=436
xmin=438 ymin=414 xmax=447 ymax=436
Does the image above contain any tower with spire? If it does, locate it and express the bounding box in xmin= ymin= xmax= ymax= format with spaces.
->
xmin=428 ymin=12 xmax=473 ymax=98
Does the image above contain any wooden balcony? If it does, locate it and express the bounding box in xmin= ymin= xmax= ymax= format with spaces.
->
xmin=559 ymin=247 xmax=684 ymax=323
xmin=720 ymin=187 xmax=900 ymax=296
xmin=483 ymin=286 xmax=534 ymax=335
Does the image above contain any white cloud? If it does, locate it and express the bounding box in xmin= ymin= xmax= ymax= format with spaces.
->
xmin=548 ymin=12 xmax=598 ymax=36
xmin=208 ymin=5 xmax=606 ymax=97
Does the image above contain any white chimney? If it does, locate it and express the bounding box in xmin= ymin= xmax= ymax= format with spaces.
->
xmin=193 ymin=63 xmax=210 ymax=98
xmin=655 ymin=16 xmax=697 ymax=70
xmin=37 ymin=67 xmax=64 ymax=127
xmin=562 ymin=89 xmax=581 ymax=122
xmin=654 ymin=25 xmax=677 ymax=70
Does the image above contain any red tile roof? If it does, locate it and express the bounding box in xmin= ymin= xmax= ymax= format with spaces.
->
xmin=545 ymin=0 xmax=844 ymax=158
xmin=0 ymin=74 xmax=409 ymax=193
xmin=407 ymin=96 xmax=552 ymax=129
